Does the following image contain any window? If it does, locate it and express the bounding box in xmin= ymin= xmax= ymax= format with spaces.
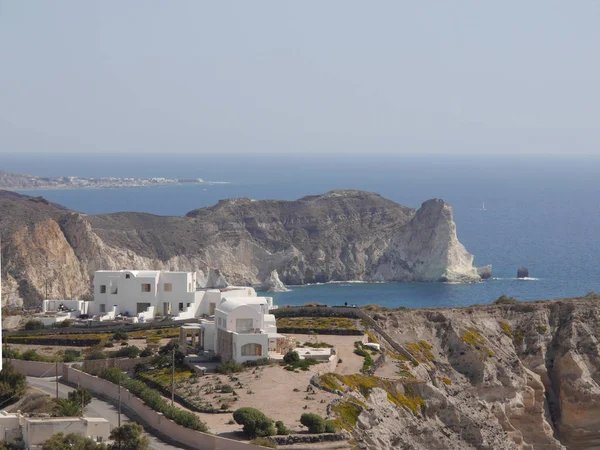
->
xmin=164 ymin=283 xmax=172 ymax=292
xmin=179 ymin=302 xmax=184 ymax=311
xmin=110 ymin=285 xmax=118 ymax=295
xmin=187 ymin=303 xmax=191 ymax=308
xmin=236 ymin=318 xmax=253 ymax=333
xmin=100 ymin=285 xmax=106 ymax=294
xmin=125 ymin=274 xmax=131 ymax=279
xmin=141 ymin=283 xmax=151 ymax=292
xmin=99 ymin=304 xmax=106 ymax=313
xmin=188 ymin=282 xmax=192 ymax=292
xmin=241 ymin=343 xmax=262 ymax=356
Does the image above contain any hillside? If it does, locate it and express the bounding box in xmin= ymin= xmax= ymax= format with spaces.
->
xmin=330 ymin=297 xmax=600 ymax=449
xmin=1 ymin=189 xmax=485 ymax=307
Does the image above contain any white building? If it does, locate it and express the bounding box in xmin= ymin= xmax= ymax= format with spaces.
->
xmin=0 ymin=411 xmax=110 ymax=449
xmin=180 ymin=287 xmax=285 ymax=364
xmin=34 ymin=300 xmax=89 ymax=326
xmin=91 ymin=270 xmax=202 ymax=321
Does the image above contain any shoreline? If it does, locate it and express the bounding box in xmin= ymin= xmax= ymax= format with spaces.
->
xmin=6 ymin=181 xmax=230 ymax=192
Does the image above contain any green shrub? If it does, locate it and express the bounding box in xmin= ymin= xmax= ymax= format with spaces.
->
xmin=233 ymin=407 xmax=275 ymax=438
xmin=109 ymin=423 xmax=148 ymax=450
xmin=85 ymin=350 xmax=107 ymax=361
xmin=42 ymin=432 xmax=106 ymax=450
xmin=283 ymin=351 xmax=300 ymax=364
xmin=216 ymin=360 xmax=244 ymax=374
xmin=112 ymin=330 xmax=129 ymax=341
xmin=24 ymin=320 xmax=45 ymax=330
xmin=300 ymin=413 xmax=326 ymax=433
xmin=243 ymin=358 xmax=270 ymax=367
xmin=220 ymin=384 xmax=234 ymax=393
xmin=0 ymin=363 xmax=27 ymax=407
xmin=97 ymin=368 xmax=207 ymax=432
xmin=493 ymin=294 xmax=518 ymax=305
xmin=275 ymin=420 xmax=290 ymax=435
xmin=324 ymin=421 xmax=337 ymax=433
xmin=115 ymin=345 xmax=140 ymax=359
xmin=140 ymin=348 xmax=153 ymax=358
xmin=63 ymin=349 xmax=81 ymax=362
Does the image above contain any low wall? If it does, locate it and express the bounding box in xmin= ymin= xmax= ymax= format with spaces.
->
xmin=272 ymin=306 xmax=362 ymax=319
xmin=62 ymin=367 xmax=262 ymax=450
xmin=82 ymin=356 xmax=153 ymax=373
xmin=3 ymin=359 xmax=63 ymax=378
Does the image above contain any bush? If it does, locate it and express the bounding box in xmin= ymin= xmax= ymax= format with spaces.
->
xmin=22 ymin=349 xmax=44 ymax=361
xmin=275 ymin=420 xmax=290 ymax=435
xmin=139 ymin=348 xmax=153 ymax=358
xmin=85 ymin=350 xmax=107 ymax=361
xmin=233 ymin=407 xmax=275 ymax=438
xmin=283 ymin=350 xmax=300 ymax=364
xmin=112 ymin=330 xmax=129 ymax=341
xmin=300 ymin=413 xmax=326 ymax=433
xmin=324 ymin=421 xmax=337 ymax=433
xmin=158 ymin=340 xmax=184 ymax=365
xmin=216 ymin=360 xmax=244 ymax=374
xmin=493 ymin=294 xmax=518 ymax=305
xmin=243 ymin=358 xmax=270 ymax=367
xmin=220 ymin=384 xmax=234 ymax=394
xmin=42 ymin=432 xmax=106 ymax=450
xmin=53 ymin=398 xmax=82 ymax=417
xmin=24 ymin=320 xmax=45 ymax=330
xmin=115 ymin=345 xmax=140 ymax=359
xmin=0 ymin=363 xmax=27 ymax=407
xmin=63 ymin=349 xmax=81 ymax=362
xmin=97 ymin=369 xmax=207 ymax=433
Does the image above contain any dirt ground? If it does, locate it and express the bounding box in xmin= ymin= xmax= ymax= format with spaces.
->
xmin=284 ymin=333 xmax=367 ymax=375
xmin=189 ymin=363 xmax=338 ymax=436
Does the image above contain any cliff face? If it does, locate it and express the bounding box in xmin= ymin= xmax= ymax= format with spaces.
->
xmin=0 ymin=189 xmax=484 ymax=307
xmin=348 ymin=298 xmax=600 ymax=450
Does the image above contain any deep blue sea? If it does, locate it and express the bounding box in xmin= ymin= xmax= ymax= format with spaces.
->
xmin=4 ymin=152 xmax=600 ymax=309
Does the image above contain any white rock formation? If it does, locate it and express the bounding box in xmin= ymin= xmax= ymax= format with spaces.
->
xmin=260 ymin=270 xmax=289 ymax=292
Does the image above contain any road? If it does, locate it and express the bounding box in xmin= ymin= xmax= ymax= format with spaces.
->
xmin=27 ymin=377 xmax=182 ymax=450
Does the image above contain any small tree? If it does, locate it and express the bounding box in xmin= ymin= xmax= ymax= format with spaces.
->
xmin=233 ymin=407 xmax=275 ymax=438
xmin=158 ymin=340 xmax=184 ymax=365
xmin=139 ymin=348 xmax=153 ymax=358
xmin=53 ymin=398 xmax=82 ymax=417
xmin=283 ymin=350 xmax=300 ymax=365
xmin=68 ymin=388 xmax=92 ymax=407
xmin=300 ymin=413 xmax=326 ymax=433
xmin=108 ymin=423 xmax=149 ymax=450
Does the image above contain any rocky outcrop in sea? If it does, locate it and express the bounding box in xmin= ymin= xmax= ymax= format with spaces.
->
xmin=260 ymin=270 xmax=289 ymax=292
xmin=0 ymin=189 xmax=489 ymax=307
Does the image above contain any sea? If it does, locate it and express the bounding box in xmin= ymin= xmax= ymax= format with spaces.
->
xmin=4 ymin=152 xmax=600 ymax=309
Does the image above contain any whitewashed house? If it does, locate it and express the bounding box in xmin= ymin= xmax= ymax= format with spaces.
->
xmin=180 ymin=287 xmax=284 ymax=364
xmin=91 ymin=270 xmax=202 ymax=321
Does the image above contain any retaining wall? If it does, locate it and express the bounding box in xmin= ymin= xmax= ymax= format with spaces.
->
xmin=82 ymin=356 xmax=153 ymax=373
xmin=3 ymin=359 xmax=63 ymax=378
xmin=62 ymin=367 xmax=262 ymax=450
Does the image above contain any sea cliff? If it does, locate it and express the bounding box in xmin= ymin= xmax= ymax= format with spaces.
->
xmin=0 ymin=189 xmax=486 ymax=307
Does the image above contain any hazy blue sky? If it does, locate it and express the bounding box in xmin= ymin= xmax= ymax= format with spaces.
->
xmin=1 ymin=1 xmax=599 ymax=156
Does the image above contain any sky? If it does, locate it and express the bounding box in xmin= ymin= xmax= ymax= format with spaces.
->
xmin=1 ymin=1 xmax=600 ymax=156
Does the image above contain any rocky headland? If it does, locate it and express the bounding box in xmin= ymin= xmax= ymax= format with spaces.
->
xmin=329 ymin=296 xmax=600 ymax=450
xmin=0 ymin=189 xmax=488 ymax=307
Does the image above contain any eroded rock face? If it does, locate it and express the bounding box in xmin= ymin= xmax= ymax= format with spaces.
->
xmin=518 ymin=267 xmax=530 ymax=279
xmin=260 ymin=270 xmax=288 ymax=292
xmin=353 ymin=299 xmax=600 ymax=450
xmin=1 ymin=189 xmax=485 ymax=306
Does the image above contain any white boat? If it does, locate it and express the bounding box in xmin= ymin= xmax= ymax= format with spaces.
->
xmin=481 ymin=201 xmax=486 ymax=211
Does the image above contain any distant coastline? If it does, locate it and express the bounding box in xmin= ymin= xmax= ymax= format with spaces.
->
xmin=0 ymin=169 xmax=229 ymax=191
